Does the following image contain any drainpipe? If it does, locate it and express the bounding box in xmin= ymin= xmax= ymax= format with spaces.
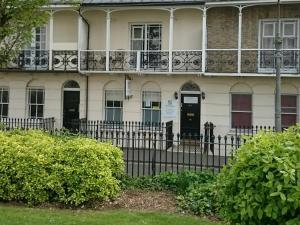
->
xmin=78 ymin=8 xmax=90 ymax=122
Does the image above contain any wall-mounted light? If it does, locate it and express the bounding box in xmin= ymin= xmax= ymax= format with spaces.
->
xmin=201 ymin=92 xmax=206 ymax=100
xmin=174 ymin=91 xmax=178 ymax=100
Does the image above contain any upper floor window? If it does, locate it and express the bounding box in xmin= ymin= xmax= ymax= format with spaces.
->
xmin=142 ymin=91 xmax=161 ymax=124
xmin=231 ymin=94 xmax=252 ymax=128
xmin=105 ymin=90 xmax=123 ymax=122
xmin=28 ymin=88 xmax=44 ymax=119
xmin=131 ymin=24 xmax=163 ymax=70
xmin=131 ymin=24 xmax=162 ymax=51
xmin=0 ymin=87 xmax=9 ymax=118
xmin=260 ymin=20 xmax=298 ymax=71
xmin=281 ymin=95 xmax=298 ymax=129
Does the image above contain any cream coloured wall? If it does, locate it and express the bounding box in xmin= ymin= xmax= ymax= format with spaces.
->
xmin=1 ymin=72 xmax=299 ymax=135
xmin=53 ymin=11 xmax=78 ymax=50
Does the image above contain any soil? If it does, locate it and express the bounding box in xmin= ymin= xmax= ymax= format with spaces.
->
xmin=92 ymin=190 xmax=178 ymax=213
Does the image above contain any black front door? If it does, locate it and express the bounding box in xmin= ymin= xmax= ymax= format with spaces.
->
xmin=180 ymin=94 xmax=201 ymax=136
xmin=63 ymin=91 xmax=80 ymax=131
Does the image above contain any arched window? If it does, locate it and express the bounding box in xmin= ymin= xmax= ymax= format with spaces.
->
xmin=181 ymin=82 xmax=200 ymax=92
xmin=0 ymin=87 xmax=9 ymax=118
xmin=63 ymin=80 xmax=80 ymax=89
xmin=141 ymin=82 xmax=161 ymax=124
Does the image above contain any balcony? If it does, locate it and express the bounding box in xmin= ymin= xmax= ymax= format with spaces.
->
xmin=1 ymin=50 xmax=78 ymax=72
xmin=1 ymin=49 xmax=300 ymax=75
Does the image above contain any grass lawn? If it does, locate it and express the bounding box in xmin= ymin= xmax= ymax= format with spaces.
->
xmin=0 ymin=205 xmax=222 ymax=225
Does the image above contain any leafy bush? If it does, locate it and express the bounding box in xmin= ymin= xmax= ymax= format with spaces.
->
xmin=216 ymin=125 xmax=300 ymax=225
xmin=122 ymin=170 xmax=218 ymax=215
xmin=0 ymin=130 xmax=124 ymax=206
xmin=177 ymin=178 xmax=219 ymax=216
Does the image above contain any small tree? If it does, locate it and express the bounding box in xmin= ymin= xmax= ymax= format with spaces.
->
xmin=0 ymin=0 xmax=49 ymax=67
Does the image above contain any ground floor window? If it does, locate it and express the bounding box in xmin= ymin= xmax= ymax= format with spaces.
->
xmin=105 ymin=90 xmax=123 ymax=122
xmin=28 ymin=88 xmax=44 ymax=119
xmin=0 ymin=87 xmax=9 ymax=118
xmin=281 ymin=95 xmax=297 ymax=128
xmin=142 ymin=91 xmax=161 ymax=124
xmin=231 ymin=94 xmax=252 ymax=128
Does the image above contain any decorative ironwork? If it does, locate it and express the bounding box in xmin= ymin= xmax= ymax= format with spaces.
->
xmin=206 ymin=50 xmax=238 ymax=73
xmin=4 ymin=50 xmax=49 ymax=71
xmin=172 ymin=51 xmax=202 ymax=72
xmin=141 ymin=51 xmax=169 ymax=72
xmin=181 ymin=82 xmax=200 ymax=92
xmin=241 ymin=50 xmax=300 ymax=74
xmin=110 ymin=51 xmax=137 ymax=71
xmin=80 ymin=51 xmax=106 ymax=71
xmin=52 ymin=51 xmax=78 ymax=71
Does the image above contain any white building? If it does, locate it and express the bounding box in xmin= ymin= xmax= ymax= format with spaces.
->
xmin=0 ymin=0 xmax=299 ymax=135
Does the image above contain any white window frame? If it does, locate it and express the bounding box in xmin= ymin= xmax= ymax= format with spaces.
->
xmin=281 ymin=94 xmax=298 ymax=128
xmin=27 ymin=88 xmax=45 ymax=119
xmin=258 ymin=19 xmax=299 ymax=73
xmin=0 ymin=87 xmax=9 ymax=118
xmin=142 ymin=91 xmax=161 ymax=124
xmin=104 ymin=90 xmax=123 ymax=122
xmin=230 ymin=93 xmax=253 ymax=129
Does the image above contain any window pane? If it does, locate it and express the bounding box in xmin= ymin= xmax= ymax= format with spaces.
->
xmin=106 ymin=108 xmax=114 ymax=121
xmin=106 ymin=101 xmax=114 ymax=107
xmin=37 ymin=105 xmax=43 ymax=118
xmin=232 ymin=112 xmax=252 ymax=128
xmin=283 ymin=23 xmax=295 ymax=36
xmin=114 ymin=101 xmax=122 ymax=108
xmin=37 ymin=90 xmax=44 ymax=104
xmin=143 ymin=109 xmax=152 ymax=123
xmin=1 ymin=104 xmax=8 ymax=117
xmin=283 ymin=38 xmax=296 ymax=49
xmin=30 ymin=105 xmax=36 ymax=118
xmin=282 ymin=114 xmax=297 ymax=128
xmin=152 ymin=110 xmax=161 ymax=124
xmin=133 ymin=27 xmax=143 ymax=39
xmin=30 ymin=90 xmax=36 ymax=104
xmin=232 ymin=94 xmax=252 ymax=111
xmin=2 ymin=91 xmax=8 ymax=103
xmin=264 ymin=23 xmax=275 ymax=36
xmin=114 ymin=108 xmax=122 ymax=122
xmin=262 ymin=38 xmax=274 ymax=49
xmin=281 ymin=95 xmax=297 ymax=108
xmin=132 ymin=40 xmax=143 ymax=51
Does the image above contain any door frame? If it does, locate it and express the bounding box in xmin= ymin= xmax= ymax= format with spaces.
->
xmin=62 ymin=86 xmax=80 ymax=129
xmin=179 ymin=91 xmax=202 ymax=135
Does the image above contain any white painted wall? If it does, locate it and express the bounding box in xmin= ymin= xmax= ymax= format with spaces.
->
xmin=2 ymin=72 xmax=296 ymax=135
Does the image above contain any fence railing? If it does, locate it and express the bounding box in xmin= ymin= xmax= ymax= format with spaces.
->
xmin=0 ymin=117 xmax=55 ymax=132
xmin=0 ymin=118 xmax=276 ymax=176
xmin=2 ymin=49 xmax=299 ymax=74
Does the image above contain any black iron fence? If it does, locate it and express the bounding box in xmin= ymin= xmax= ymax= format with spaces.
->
xmin=0 ymin=117 xmax=55 ymax=132
xmin=0 ymin=118 xmax=276 ymax=176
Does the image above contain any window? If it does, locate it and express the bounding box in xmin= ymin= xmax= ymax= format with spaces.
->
xmin=281 ymin=95 xmax=297 ymax=128
xmin=260 ymin=20 xmax=298 ymax=70
xmin=105 ymin=90 xmax=123 ymax=122
xmin=231 ymin=94 xmax=252 ymax=128
xmin=28 ymin=88 xmax=44 ymax=118
xmin=131 ymin=24 xmax=162 ymax=69
xmin=0 ymin=88 xmax=9 ymax=118
xmin=142 ymin=91 xmax=161 ymax=124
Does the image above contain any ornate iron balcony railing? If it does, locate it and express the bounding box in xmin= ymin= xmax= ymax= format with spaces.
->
xmin=52 ymin=50 xmax=78 ymax=71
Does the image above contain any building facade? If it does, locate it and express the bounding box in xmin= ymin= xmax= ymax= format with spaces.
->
xmin=0 ymin=0 xmax=300 ymax=135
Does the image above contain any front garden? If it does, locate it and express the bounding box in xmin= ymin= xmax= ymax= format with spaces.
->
xmin=0 ymin=126 xmax=299 ymax=224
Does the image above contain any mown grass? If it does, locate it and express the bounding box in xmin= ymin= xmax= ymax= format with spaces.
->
xmin=0 ymin=205 xmax=223 ymax=225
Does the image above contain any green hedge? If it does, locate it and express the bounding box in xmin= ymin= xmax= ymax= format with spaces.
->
xmin=217 ymin=125 xmax=300 ymax=225
xmin=0 ymin=130 xmax=124 ymax=206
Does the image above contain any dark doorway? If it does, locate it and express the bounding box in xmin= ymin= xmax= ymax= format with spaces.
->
xmin=63 ymin=91 xmax=80 ymax=131
xmin=180 ymin=94 xmax=201 ymax=136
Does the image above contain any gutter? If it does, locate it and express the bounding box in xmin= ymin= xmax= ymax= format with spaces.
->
xmin=78 ymin=8 xmax=90 ymax=122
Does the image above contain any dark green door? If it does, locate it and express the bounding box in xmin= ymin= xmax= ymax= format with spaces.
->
xmin=180 ymin=94 xmax=201 ymax=136
xmin=63 ymin=91 xmax=80 ymax=131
